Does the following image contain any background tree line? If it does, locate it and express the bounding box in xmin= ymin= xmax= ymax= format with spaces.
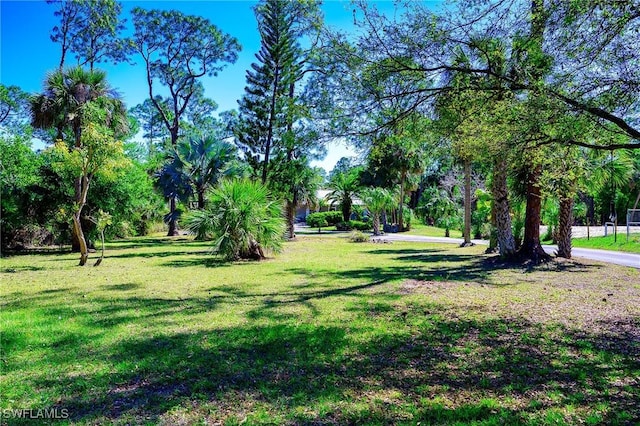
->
xmin=2 ymin=0 xmax=639 ymax=265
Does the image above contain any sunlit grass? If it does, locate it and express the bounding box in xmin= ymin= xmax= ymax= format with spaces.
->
xmin=1 ymin=235 xmax=638 ymax=424
xmin=405 ymin=222 xmax=463 ymax=238
xmin=571 ymin=233 xmax=640 ymax=254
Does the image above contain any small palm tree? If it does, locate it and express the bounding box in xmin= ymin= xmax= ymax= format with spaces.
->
xmin=269 ymin=157 xmax=322 ymax=239
xmin=326 ymin=169 xmax=361 ymax=222
xmin=360 ymin=187 xmax=393 ymax=235
xmin=156 ymin=136 xmax=244 ymax=235
xmin=184 ymin=179 xmax=284 ymax=261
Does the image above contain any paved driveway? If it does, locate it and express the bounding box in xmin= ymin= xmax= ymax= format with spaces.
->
xmin=373 ymin=234 xmax=640 ymax=269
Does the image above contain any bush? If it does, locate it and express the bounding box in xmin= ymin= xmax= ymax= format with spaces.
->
xmin=349 ymin=231 xmax=370 ymax=243
xmin=336 ymin=220 xmax=371 ymax=231
xmin=184 ymin=179 xmax=284 ymax=260
xmin=306 ymin=211 xmax=342 ymax=228
xmin=324 ymin=211 xmax=343 ymax=225
xmin=402 ymin=206 xmax=413 ymax=231
xmin=351 ymin=220 xmax=372 ymax=231
xmin=472 ymin=189 xmax=492 ymax=239
xmin=306 ymin=212 xmax=329 ymax=229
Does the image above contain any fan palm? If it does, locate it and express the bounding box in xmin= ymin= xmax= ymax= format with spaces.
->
xmin=176 ymin=136 xmax=240 ymax=209
xmin=184 ymin=179 xmax=284 ymax=260
xmin=31 ymin=67 xmax=125 ymax=147
xmin=157 ymin=136 xmax=242 ymax=235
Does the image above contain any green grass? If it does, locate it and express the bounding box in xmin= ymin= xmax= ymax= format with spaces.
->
xmin=571 ymin=233 xmax=640 ymax=254
xmin=406 ymin=222 xmax=463 ymax=238
xmin=1 ymin=234 xmax=639 ymax=425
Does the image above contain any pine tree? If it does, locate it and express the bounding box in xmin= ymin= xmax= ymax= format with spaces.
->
xmin=236 ymin=0 xmax=304 ymax=184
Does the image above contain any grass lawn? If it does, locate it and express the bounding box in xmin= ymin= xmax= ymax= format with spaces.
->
xmin=404 ymin=223 xmax=463 ymax=238
xmin=570 ymin=233 xmax=640 ymax=254
xmin=1 ymin=234 xmax=639 ymax=425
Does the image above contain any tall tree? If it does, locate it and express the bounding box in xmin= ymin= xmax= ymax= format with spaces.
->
xmin=128 ymin=97 xmax=170 ymax=159
xmin=131 ymin=7 xmax=240 ymax=235
xmin=48 ymin=0 xmax=129 ymax=71
xmin=236 ymin=0 xmax=324 ymax=240
xmin=31 ymin=69 xmax=128 ymax=265
xmin=236 ymin=0 xmax=303 ymax=184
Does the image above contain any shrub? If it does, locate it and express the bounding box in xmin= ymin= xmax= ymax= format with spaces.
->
xmin=324 ymin=211 xmax=343 ymax=225
xmin=306 ymin=212 xmax=329 ymax=229
xmin=349 ymin=231 xmax=370 ymax=243
xmin=350 ymin=220 xmax=372 ymax=231
xmin=336 ymin=220 xmax=371 ymax=231
xmin=306 ymin=211 xmax=342 ymax=228
xmin=184 ymin=179 xmax=284 ymax=260
xmin=402 ymin=206 xmax=413 ymax=231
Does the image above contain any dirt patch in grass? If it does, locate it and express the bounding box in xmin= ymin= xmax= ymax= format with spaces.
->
xmin=399 ymin=257 xmax=640 ymax=336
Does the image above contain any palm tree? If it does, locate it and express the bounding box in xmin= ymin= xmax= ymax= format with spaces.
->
xmin=176 ymin=136 xmax=240 ymax=209
xmin=269 ymin=156 xmax=322 ymax=239
xmin=155 ymin=154 xmax=193 ymax=235
xmin=156 ymin=136 xmax=243 ymax=235
xmin=326 ymin=169 xmax=361 ymax=223
xmin=360 ymin=187 xmax=393 ymax=236
xmin=31 ymin=67 xmax=127 ymax=265
xmin=184 ymin=179 xmax=284 ymax=260
xmin=31 ymin=67 xmax=123 ymax=148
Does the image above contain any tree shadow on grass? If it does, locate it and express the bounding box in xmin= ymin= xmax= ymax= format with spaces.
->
xmin=104 ymin=236 xmax=203 ymax=250
xmin=363 ymin=246 xmax=604 ymax=285
xmin=105 ymin=250 xmax=211 ymax=260
xmin=0 ymin=265 xmax=47 ymax=273
xmin=19 ymin=307 xmax=637 ymax=424
xmin=100 ymin=283 xmax=143 ymax=291
xmin=4 ymin=276 xmax=638 ymax=424
xmin=161 ymin=256 xmax=237 ymax=268
xmin=206 ymin=279 xmax=390 ymax=305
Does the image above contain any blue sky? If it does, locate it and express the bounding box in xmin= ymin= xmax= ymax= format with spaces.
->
xmin=0 ymin=1 xmax=436 ymax=171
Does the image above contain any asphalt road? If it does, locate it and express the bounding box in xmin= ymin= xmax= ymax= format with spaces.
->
xmin=373 ymin=234 xmax=640 ymax=269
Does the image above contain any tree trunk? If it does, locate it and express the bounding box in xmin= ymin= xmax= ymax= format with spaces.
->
xmin=167 ymin=197 xmax=179 ymax=236
xmin=70 ymin=143 xmax=84 ymax=252
xmin=167 ymin=129 xmax=181 ymax=235
xmin=372 ymin=213 xmax=381 ymax=236
xmin=462 ymin=159 xmax=473 ymax=246
xmin=72 ymin=214 xmax=88 ymax=266
xmin=286 ymin=200 xmax=296 ymax=239
xmin=244 ymin=239 xmax=266 ymax=260
xmin=519 ymin=165 xmax=551 ymax=262
xmin=262 ymin=66 xmax=281 ymax=185
xmin=94 ymin=229 xmax=105 ymax=266
xmin=491 ymin=158 xmax=516 ymax=257
xmin=342 ymin=199 xmax=352 ymax=223
xmin=556 ymin=197 xmax=573 ymax=259
xmin=398 ymin=174 xmax=405 ymax=231
xmin=72 ymin=174 xmax=91 ymax=266
xmin=197 ymin=189 xmax=205 ymax=210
